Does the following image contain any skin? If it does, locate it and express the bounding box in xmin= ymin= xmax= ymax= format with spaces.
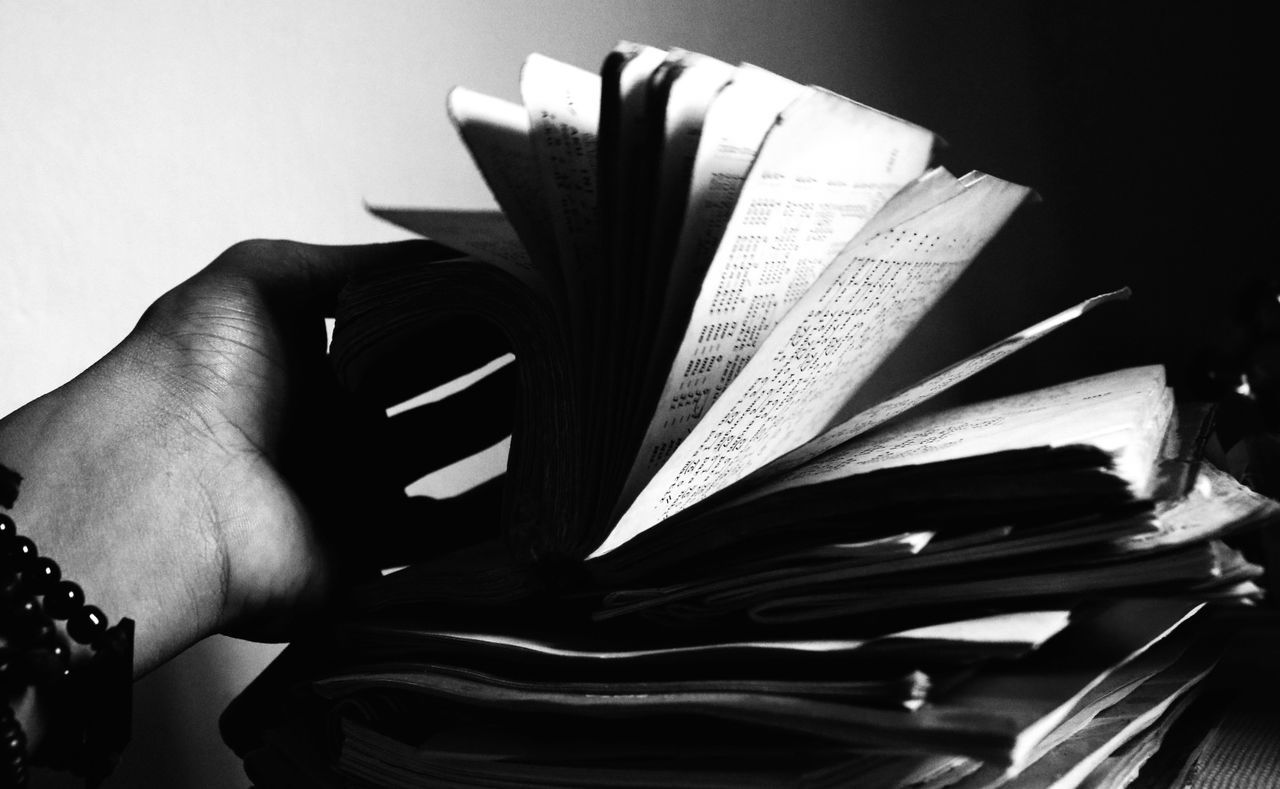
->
xmin=0 ymin=239 xmax=491 ymax=746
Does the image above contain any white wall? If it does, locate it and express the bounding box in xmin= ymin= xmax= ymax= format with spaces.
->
xmin=1 ymin=2 xmax=898 ymax=785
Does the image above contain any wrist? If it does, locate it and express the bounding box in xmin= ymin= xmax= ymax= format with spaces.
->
xmin=0 ymin=365 xmax=228 ymax=675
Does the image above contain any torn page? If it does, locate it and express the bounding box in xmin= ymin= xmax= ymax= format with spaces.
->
xmin=1123 ymin=462 xmax=1280 ymax=549
xmin=741 ymin=366 xmax=1170 ymax=507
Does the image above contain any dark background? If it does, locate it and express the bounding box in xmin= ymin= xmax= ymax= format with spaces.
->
xmin=818 ymin=2 xmax=1266 ymax=405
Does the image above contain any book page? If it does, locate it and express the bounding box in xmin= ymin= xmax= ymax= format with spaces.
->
xmin=743 ymin=365 xmax=1169 ymax=504
xmin=613 ymin=62 xmax=804 ymax=474
xmin=1123 ymin=462 xmax=1280 ymax=549
xmin=365 ymin=207 xmax=548 ymax=295
xmin=591 ymin=43 xmax=672 ymax=450
xmin=350 ymin=609 xmax=1069 ymax=661
xmin=746 ymin=544 xmax=1219 ymax=625
xmin=597 ymin=51 xmax=740 ymax=499
xmin=520 ymin=53 xmax=602 ymax=310
xmin=646 ymin=63 xmax=808 ymax=344
xmin=753 ymin=288 xmax=1132 ymax=479
xmin=446 ymin=88 xmax=556 ymax=275
xmin=943 ymin=622 xmax=1211 ymax=788
xmin=936 ymin=600 xmax=1202 ymax=773
xmin=598 ymin=42 xmax=667 ymax=291
xmin=596 ymin=175 xmax=1030 ymax=557
xmin=1012 ymin=662 xmax=1211 ymax=789
xmin=616 ymin=48 xmax=736 ymax=389
xmin=617 ymin=88 xmax=936 ymax=509
xmin=644 ymin=50 xmax=737 ymax=277
xmin=893 ymin=610 xmax=1071 ymax=647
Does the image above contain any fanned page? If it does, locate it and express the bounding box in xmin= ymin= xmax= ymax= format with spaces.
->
xmin=364 ymin=207 xmax=548 ymax=296
xmin=520 ymin=53 xmax=602 ymax=332
xmin=617 ymin=88 xmax=937 ymax=510
xmin=613 ymin=63 xmax=806 ymax=482
xmin=739 ymin=365 xmax=1172 ymax=507
xmin=605 ymin=49 xmax=737 ymax=457
xmin=445 ymin=88 xmax=557 ymax=278
xmin=588 ymin=43 xmax=675 ymax=509
xmin=597 ymin=174 xmax=1032 ymax=557
xmin=596 ymin=42 xmax=667 ymax=357
xmin=642 ymin=63 xmax=808 ymax=365
xmin=638 ymin=50 xmax=737 ymax=315
xmin=751 ymin=287 xmax=1132 ymax=480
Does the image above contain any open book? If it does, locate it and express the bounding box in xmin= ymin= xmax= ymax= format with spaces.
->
xmin=225 ymin=44 xmax=1280 ymax=788
xmin=341 ymin=43 xmax=1148 ymax=574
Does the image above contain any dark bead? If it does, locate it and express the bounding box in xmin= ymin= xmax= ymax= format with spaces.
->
xmin=24 ymin=638 xmax=70 ymax=682
xmin=68 ymin=605 xmax=108 ymax=645
xmin=0 ymin=727 xmax=22 ymax=755
xmin=48 ymin=638 xmax=71 ymax=668
xmin=6 ymin=599 xmax=52 ymax=646
xmin=0 ymin=651 xmax=27 ymax=694
xmin=0 ymin=709 xmax=22 ymax=784
xmin=1 ymin=741 xmax=25 ymax=789
xmin=0 ymin=560 xmax=19 ymax=601
xmin=0 ymin=513 xmax=15 ymax=542
xmin=0 ymin=744 xmax=21 ymax=769
xmin=43 ymin=580 xmax=84 ymax=620
xmin=5 ymin=535 xmax=36 ymax=566
xmin=24 ymin=556 xmax=59 ymax=595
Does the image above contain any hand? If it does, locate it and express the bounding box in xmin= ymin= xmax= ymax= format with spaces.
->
xmin=0 ymin=239 xmax=496 ymax=675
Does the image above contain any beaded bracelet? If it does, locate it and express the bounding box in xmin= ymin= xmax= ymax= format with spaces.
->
xmin=1 ymin=500 xmax=134 ymax=788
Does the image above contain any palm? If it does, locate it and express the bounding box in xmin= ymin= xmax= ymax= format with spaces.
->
xmin=130 ymin=268 xmax=336 ymax=640
xmin=1 ymin=241 xmax=489 ymax=674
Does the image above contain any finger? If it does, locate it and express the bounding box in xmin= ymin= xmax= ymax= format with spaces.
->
xmin=209 ymin=238 xmax=460 ymax=317
xmin=323 ymin=244 xmax=517 ymax=403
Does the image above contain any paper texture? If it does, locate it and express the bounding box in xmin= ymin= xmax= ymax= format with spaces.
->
xmin=520 ymin=53 xmax=602 ymax=311
xmin=365 ymin=207 xmax=545 ymax=293
xmin=601 ymin=174 xmax=1029 ymax=556
xmin=619 ymin=87 xmax=935 ymax=505
xmin=446 ymin=87 xmax=557 ymax=276
xmin=755 ymin=288 xmax=1132 ymax=479
xmin=742 ymin=365 xmax=1169 ymax=505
